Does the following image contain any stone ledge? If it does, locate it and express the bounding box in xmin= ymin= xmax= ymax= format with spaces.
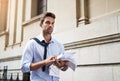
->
xmin=0 ymin=55 xmax=21 ymax=62
xmin=22 ymin=15 xmax=40 ymax=27
xmin=0 ymin=31 xmax=8 ymax=37
xmin=64 ymin=33 xmax=120 ymax=50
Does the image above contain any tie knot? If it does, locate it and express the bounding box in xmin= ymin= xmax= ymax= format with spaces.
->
xmin=41 ymin=40 xmax=49 ymax=47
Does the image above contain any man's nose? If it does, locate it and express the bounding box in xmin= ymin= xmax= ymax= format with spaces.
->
xmin=49 ymin=23 xmax=53 ymax=27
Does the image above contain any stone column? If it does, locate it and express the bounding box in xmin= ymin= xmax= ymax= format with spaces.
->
xmin=77 ymin=0 xmax=89 ymax=26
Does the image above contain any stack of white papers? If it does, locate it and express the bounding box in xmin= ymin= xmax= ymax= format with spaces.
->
xmin=49 ymin=50 xmax=77 ymax=77
xmin=57 ymin=50 xmax=77 ymax=71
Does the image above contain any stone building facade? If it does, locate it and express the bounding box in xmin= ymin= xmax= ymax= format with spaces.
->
xmin=0 ymin=0 xmax=120 ymax=81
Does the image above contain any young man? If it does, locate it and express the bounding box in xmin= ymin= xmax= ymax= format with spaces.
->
xmin=21 ymin=12 xmax=68 ymax=81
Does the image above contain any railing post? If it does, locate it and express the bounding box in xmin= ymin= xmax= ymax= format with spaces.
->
xmin=2 ymin=66 xmax=8 ymax=81
xmin=9 ymin=73 xmax=13 ymax=81
xmin=16 ymin=73 xmax=19 ymax=81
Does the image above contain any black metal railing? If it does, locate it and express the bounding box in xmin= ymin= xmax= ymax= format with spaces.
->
xmin=0 ymin=66 xmax=30 ymax=81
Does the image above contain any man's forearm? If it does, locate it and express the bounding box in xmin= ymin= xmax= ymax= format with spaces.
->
xmin=30 ymin=60 xmax=47 ymax=70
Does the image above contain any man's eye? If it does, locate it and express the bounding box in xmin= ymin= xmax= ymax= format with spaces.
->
xmin=52 ymin=22 xmax=54 ymax=25
xmin=46 ymin=21 xmax=50 ymax=25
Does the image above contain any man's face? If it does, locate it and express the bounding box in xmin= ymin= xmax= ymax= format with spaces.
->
xmin=41 ymin=17 xmax=55 ymax=34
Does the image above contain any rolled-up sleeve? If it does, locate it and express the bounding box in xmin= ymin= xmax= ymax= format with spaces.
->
xmin=21 ymin=40 xmax=34 ymax=73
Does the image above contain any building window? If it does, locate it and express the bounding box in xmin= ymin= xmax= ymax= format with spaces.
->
xmin=0 ymin=0 xmax=8 ymax=33
xmin=31 ymin=0 xmax=47 ymax=18
xmin=37 ymin=0 xmax=47 ymax=15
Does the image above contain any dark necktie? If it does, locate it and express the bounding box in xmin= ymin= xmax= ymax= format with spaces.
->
xmin=32 ymin=38 xmax=49 ymax=72
xmin=41 ymin=40 xmax=49 ymax=71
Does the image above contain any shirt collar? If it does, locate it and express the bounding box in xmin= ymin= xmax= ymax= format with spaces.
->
xmin=38 ymin=34 xmax=54 ymax=43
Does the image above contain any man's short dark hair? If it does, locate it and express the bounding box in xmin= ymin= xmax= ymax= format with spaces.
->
xmin=40 ymin=12 xmax=56 ymax=26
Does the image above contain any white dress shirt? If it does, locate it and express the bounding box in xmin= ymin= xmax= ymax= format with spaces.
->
xmin=21 ymin=34 xmax=64 ymax=81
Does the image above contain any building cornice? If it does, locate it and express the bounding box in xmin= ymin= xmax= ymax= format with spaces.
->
xmin=64 ymin=33 xmax=120 ymax=50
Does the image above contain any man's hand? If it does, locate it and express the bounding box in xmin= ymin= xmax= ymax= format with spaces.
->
xmin=54 ymin=60 xmax=68 ymax=71
xmin=30 ymin=56 xmax=56 ymax=70
xmin=44 ymin=56 xmax=56 ymax=65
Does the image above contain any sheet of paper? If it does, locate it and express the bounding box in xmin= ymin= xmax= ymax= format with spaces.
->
xmin=57 ymin=50 xmax=77 ymax=71
xmin=49 ymin=50 xmax=77 ymax=77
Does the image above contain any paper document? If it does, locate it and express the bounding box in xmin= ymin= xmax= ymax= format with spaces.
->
xmin=57 ymin=50 xmax=77 ymax=71
xmin=49 ymin=50 xmax=77 ymax=78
